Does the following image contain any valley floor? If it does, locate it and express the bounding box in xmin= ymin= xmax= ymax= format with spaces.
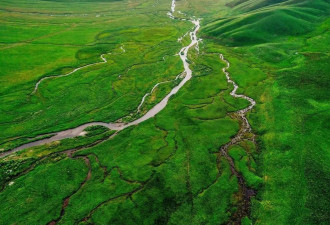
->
xmin=0 ymin=0 xmax=329 ymax=224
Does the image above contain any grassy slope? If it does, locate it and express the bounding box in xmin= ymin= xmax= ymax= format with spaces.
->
xmin=203 ymin=0 xmax=327 ymax=46
xmin=201 ymin=0 xmax=330 ymax=224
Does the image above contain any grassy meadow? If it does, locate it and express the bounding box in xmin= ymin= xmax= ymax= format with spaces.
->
xmin=0 ymin=0 xmax=329 ymax=224
xmin=0 ymin=0 xmax=190 ymax=145
xmin=199 ymin=0 xmax=330 ymax=224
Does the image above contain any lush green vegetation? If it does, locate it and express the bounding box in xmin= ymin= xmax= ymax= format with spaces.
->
xmin=200 ymin=0 xmax=330 ymax=224
xmin=0 ymin=156 xmax=88 ymax=224
xmin=0 ymin=0 xmax=329 ymax=224
xmin=0 ymin=0 xmax=190 ymax=145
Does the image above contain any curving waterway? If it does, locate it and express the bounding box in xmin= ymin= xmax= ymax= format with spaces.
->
xmin=218 ymin=53 xmax=257 ymax=221
xmin=0 ymin=0 xmax=201 ymax=159
xmin=32 ymin=46 xmax=125 ymax=94
xmin=218 ymin=53 xmax=256 ymax=151
xmin=220 ymin=54 xmax=256 ymax=121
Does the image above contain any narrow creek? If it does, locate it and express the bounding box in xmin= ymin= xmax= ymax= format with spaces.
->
xmin=0 ymin=0 xmax=200 ymax=159
xmin=32 ymin=46 xmax=125 ymax=94
xmin=218 ymin=54 xmax=256 ymax=223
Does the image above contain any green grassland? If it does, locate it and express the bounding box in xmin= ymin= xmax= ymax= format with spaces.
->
xmin=0 ymin=156 xmax=88 ymax=224
xmin=199 ymin=0 xmax=330 ymax=224
xmin=0 ymin=0 xmax=190 ymax=146
xmin=0 ymin=0 xmax=329 ymax=224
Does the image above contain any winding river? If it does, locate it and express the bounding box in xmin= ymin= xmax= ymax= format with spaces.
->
xmin=220 ymin=54 xmax=256 ymax=128
xmin=0 ymin=0 xmax=201 ymax=158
